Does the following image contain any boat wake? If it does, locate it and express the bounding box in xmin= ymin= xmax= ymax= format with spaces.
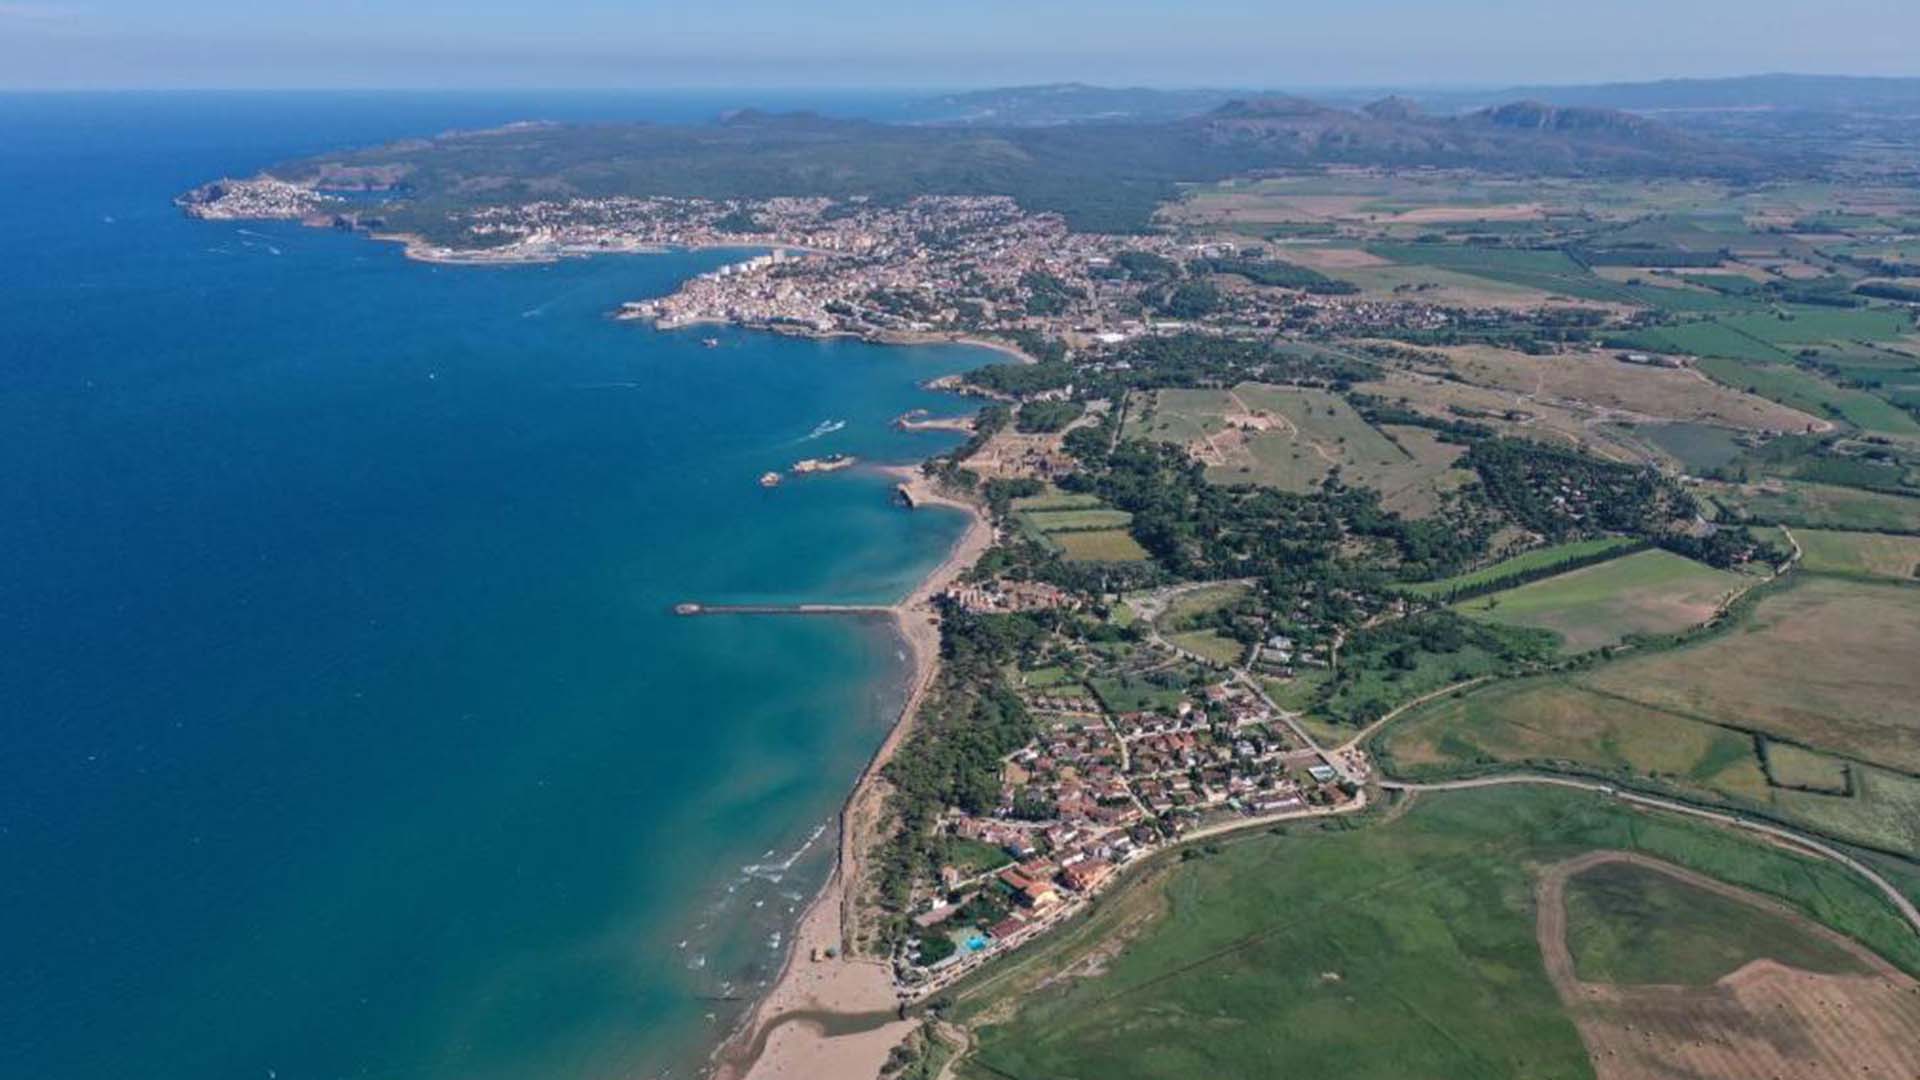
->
xmin=799 ymin=419 xmax=847 ymax=442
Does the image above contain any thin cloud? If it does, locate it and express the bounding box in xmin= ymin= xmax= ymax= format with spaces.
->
xmin=0 ymin=2 xmax=78 ymax=18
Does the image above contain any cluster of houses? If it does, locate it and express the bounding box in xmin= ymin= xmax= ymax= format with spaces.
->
xmin=443 ymin=192 xmax=1546 ymax=352
xmin=944 ymin=579 xmax=1079 ymax=615
xmin=482 ymin=194 xmax=1189 ymax=340
xmin=894 ymin=673 xmax=1359 ymax=996
xmin=176 ymin=176 xmax=336 ymax=222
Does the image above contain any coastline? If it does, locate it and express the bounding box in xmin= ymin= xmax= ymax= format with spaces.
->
xmin=385 ymin=223 xmax=1014 ymax=1076
xmin=352 ymin=225 xmax=1040 ymax=366
xmin=184 ymin=194 xmax=1010 ymax=1077
xmin=712 ymin=467 xmax=992 ymax=1080
xmin=363 ymin=226 xmax=842 ymax=269
xmin=630 ymin=315 xmax=1040 ymax=367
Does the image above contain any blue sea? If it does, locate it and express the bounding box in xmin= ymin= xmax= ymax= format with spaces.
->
xmin=0 ymin=91 xmax=977 ymax=1079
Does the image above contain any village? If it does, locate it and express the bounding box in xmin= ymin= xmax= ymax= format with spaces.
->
xmin=887 ymin=573 xmax=1366 ymax=1000
xmin=447 ymin=193 xmax=1498 ymax=346
xmin=179 ymin=180 xmax=1608 ymax=352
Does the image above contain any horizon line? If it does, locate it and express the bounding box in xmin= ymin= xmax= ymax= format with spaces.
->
xmin=3 ymin=70 xmax=1919 ymax=96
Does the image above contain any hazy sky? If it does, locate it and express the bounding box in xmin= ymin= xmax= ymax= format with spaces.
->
xmin=4 ymin=0 xmax=1918 ymax=90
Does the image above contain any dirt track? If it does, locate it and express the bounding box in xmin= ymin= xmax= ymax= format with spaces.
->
xmin=1536 ymin=851 xmax=1920 ymax=1080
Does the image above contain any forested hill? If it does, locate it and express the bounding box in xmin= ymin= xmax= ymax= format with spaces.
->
xmin=260 ymin=98 xmax=1783 ymax=234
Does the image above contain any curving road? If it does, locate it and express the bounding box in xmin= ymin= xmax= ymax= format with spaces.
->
xmin=1382 ymin=773 xmax=1920 ymax=936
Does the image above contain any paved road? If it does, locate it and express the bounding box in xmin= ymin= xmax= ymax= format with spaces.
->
xmin=1383 ymin=773 xmax=1920 ymax=936
xmin=1124 ymin=581 xmax=1343 ymax=764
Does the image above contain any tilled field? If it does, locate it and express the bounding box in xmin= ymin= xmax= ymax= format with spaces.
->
xmin=1537 ymin=851 xmax=1920 ymax=1080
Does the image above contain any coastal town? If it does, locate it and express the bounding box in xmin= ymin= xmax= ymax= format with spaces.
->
xmin=180 ymin=179 xmax=1534 ymax=348
xmin=169 ymin=138 xmax=1920 ymax=1080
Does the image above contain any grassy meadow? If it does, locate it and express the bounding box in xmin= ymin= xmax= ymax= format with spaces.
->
xmin=1579 ymin=576 xmax=1920 ymax=772
xmin=1795 ymin=528 xmax=1920 ymax=580
xmin=1379 ymin=573 xmax=1920 ymax=854
xmin=1013 ymin=495 xmax=1152 ymax=563
xmin=1562 ymin=860 xmax=1870 ymax=985
xmin=1380 ymin=676 xmax=1772 ymax=802
xmin=952 ymin=786 xmax=1920 ymax=1080
xmin=1130 ymin=383 xmax=1467 ymax=513
xmin=1706 ymin=479 xmax=1920 ymax=532
xmin=1396 ymin=537 xmax=1639 ymax=598
xmin=1455 ymin=548 xmax=1745 ymax=652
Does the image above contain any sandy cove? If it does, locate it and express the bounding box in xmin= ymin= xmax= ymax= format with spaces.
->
xmin=712 ymin=467 xmax=992 ymax=1080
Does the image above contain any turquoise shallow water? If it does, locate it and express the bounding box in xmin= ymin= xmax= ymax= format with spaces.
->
xmin=0 ymin=92 xmax=969 ymax=1079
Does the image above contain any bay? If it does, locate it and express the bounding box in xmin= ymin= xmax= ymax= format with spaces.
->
xmin=0 ymin=91 xmax=974 ymax=1079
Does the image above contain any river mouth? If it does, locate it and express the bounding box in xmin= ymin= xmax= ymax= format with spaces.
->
xmin=722 ymin=1007 xmax=905 ymax=1074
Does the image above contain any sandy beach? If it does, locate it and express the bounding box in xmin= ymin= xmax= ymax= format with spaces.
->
xmin=712 ymin=466 xmax=992 ymax=1080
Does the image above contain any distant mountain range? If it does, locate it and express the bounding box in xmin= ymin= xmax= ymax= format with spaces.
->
xmin=906 ymin=74 xmax=1920 ymax=126
xmin=255 ymin=93 xmax=1779 ymax=236
xmin=1435 ymin=73 xmax=1920 ymax=114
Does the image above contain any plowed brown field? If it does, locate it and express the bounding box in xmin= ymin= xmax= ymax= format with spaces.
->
xmin=1537 ymin=851 xmax=1920 ymax=1080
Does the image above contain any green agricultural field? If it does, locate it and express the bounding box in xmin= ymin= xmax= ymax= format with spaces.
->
xmin=1455 ymin=549 xmax=1745 ymax=653
xmin=1397 ymin=537 xmax=1639 ymax=598
xmin=1562 ymin=860 xmax=1869 ymax=985
xmin=1313 ymin=629 xmax=1537 ymax=729
xmin=1323 ymin=263 xmax=1556 ymax=305
xmin=947 ymin=837 xmax=1016 ymax=876
xmin=1726 ymin=305 xmax=1914 ymax=347
xmin=1010 ymin=489 xmax=1106 ymax=512
xmin=1228 ymin=386 xmax=1407 ymax=490
xmin=1796 ymin=528 xmax=1920 ymax=580
xmin=1767 ymin=764 xmax=1920 ymax=856
xmin=1380 ymin=672 xmax=1920 ymax=855
xmin=953 ymin=786 xmax=1920 ymax=1080
xmin=1581 ymin=576 xmax=1920 ymax=773
xmin=1617 ymin=305 xmax=1920 ymax=434
xmin=1373 ymin=424 xmax=1474 ymax=516
xmin=1380 ymin=676 xmax=1771 ymax=804
xmin=1051 ymin=529 xmax=1150 ymax=562
xmin=1125 ymin=387 xmax=1235 ymax=445
xmin=1705 ymin=479 xmax=1920 ymax=532
xmin=1151 ymin=581 xmax=1252 ymax=629
xmin=1134 ymin=383 xmax=1464 ymax=511
xmin=1763 ymin=740 xmax=1850 ymax=793
xmin=1090 ymin=668 xmax=1190 ymax=711
xmin=1168 ymin=629 xmax=1246 ymax=667
xmin=1613 ymin=421 xmax=1750 ymax=472
xmin=1366 ymin=242 xmax=1630 ymax=303
xmin=1693 ymin=355 xmax=1920 ymax=434
xmin=1261 ymin=671 xmax=1331 ymax=715
xmin=1617 ymin=284 xmax=1760 ymax=315
xmin=1618 ymin=321 xmax=1790 ymax=363
xmin=1015 ymin=664 xmax=1075 ymax=689
xmin=1234 ymin=383 xmax=1400 ymax=456
xmin=1088 ymin=674 xmax=1190 ymax=714
xmin=1622 ymin=307 xmax=1915 ymax=355
xmin=1860 ymin=850 xmax=1920 ymax=913
xmin=1019 ymin=508 xmax=1134 ymax=532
